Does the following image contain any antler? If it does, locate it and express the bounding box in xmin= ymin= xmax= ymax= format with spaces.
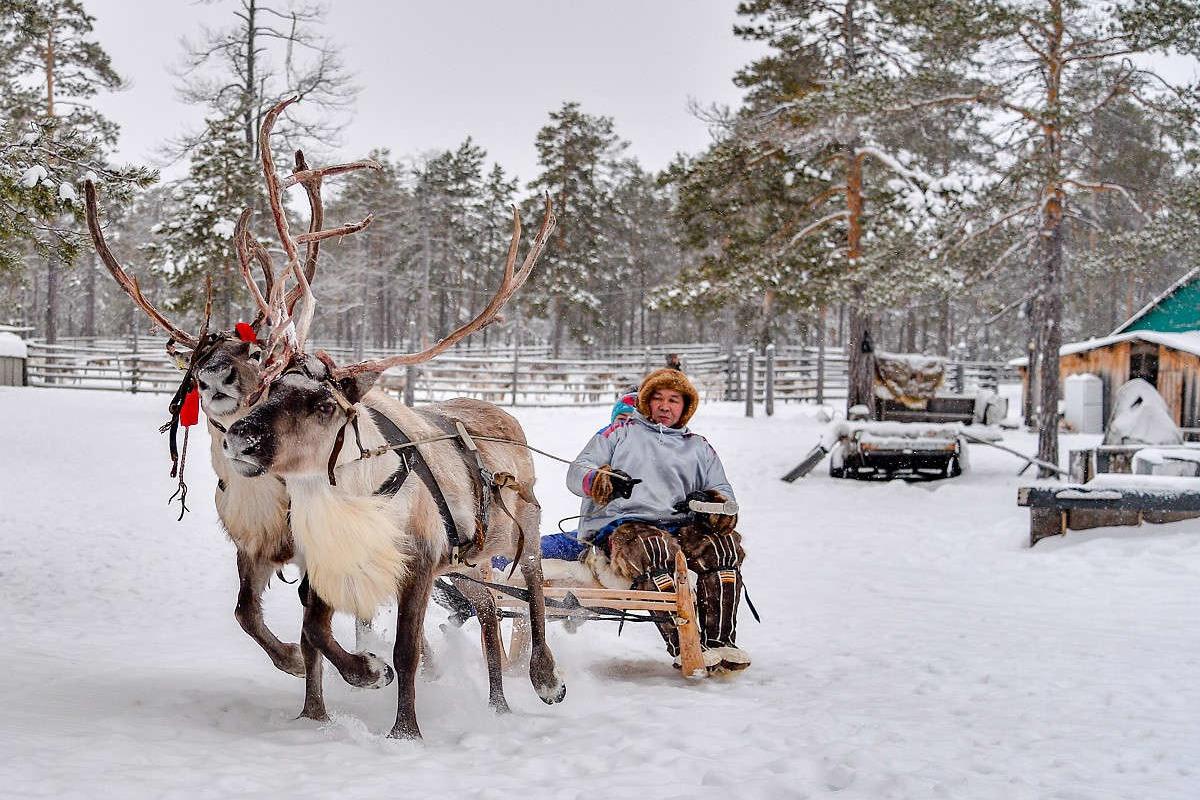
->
xmin=247 ymin=96 xmax=381 ymax=396
xmin=332 ymin=194 xmax=556 ymax=379
xmin=84 ymin=180 xmax=200 ymax=348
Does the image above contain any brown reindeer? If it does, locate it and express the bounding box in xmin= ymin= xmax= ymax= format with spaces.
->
xmin=223 ymin=191 xmax=563 ymax=738
xmin=83 ymin=99 xmax=388 ymax=685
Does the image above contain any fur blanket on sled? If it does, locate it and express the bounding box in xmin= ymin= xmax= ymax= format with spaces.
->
xmin=873 ymin=351 xmax=946 ymax=409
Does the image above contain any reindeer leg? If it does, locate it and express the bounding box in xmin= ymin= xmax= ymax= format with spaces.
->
xmin=449 ymin=575 xmax=510 ymax=714
xmin=234 ymin=549 xmax=304 ymax=677
xmin=301 ymin=582 xmax=393 ymax=690
xmin=388 ymin=563 xmax=435 ymax=740
xmin=297 ymin=626 xmax=327 ymax=721
xmin=516 ymin=501 xmax=566 ymax=705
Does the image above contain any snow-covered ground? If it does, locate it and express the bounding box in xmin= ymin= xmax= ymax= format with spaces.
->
xmin=2 ymin=387 xmax=1198 ymax=799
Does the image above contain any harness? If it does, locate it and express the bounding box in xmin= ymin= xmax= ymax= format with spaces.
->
xmin=366 ymin=407 xmax=472 ymax=552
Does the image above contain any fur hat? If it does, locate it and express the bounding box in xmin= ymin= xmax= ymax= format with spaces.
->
xmin=637 ymin=368 xmax=700 ymax=428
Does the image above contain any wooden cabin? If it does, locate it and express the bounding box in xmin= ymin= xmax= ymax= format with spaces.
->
xmin=1013 ymin=269 xmax=1200 ymax=427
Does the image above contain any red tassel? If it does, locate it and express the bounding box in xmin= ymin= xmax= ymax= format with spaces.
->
xmin=235 ymin=322 xmax=257 ymax=343
xmin=180 ymin=387 xmax=201 ymax=427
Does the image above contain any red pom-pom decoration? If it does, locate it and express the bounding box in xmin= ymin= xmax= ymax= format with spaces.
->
xmin=235 ymin=322 xmax=257 ymax=343
xmin=180 ymin=387 xmax=201 ymax=427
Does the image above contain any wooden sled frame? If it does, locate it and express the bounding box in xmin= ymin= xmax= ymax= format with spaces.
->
xmin=480 ymin=550 xmax=709 ymax=678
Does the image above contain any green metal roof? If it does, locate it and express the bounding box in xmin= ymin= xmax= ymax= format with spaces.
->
xmin=1114 ymin=267 xmax=1200 ymax=334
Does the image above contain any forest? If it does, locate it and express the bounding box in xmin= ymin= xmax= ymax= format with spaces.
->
xmin=5 ymin=0 xmax=1200 ymax=465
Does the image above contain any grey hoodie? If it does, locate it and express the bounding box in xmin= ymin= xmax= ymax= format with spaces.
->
xmin=566 ymin=412 xmax=736 ymax=542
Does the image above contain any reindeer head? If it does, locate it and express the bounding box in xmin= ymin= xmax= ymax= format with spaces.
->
xmin=224 ymin=196 xmax=556 ymax=484
xmin=193 ymin=337 xmax=263 ymax=419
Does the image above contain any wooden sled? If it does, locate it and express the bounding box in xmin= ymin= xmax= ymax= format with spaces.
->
xmin=478 ymin=550 xmax=709 ymax=678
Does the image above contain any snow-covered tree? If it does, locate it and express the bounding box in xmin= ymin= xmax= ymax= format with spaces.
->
xmin=692 ymin=0 xmax=985 ymax=408
xmin=146 ymin=113 xmax=260 ymax=326
xmin=940 ymin=0 xmax=1200 ymax=473
xmin=0 ymin=0 xmax=151 ymax=340
xmin=526 ymin=102 xmax=627 ymax=355
xmin=173 ymin=0 xmax=357 ymax=162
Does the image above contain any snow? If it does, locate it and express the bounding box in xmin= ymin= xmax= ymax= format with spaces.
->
xmin=1103 ymin=378 xmax=1183 ymax=446
xmin=0 ymin=331 xmax=27 ymax=358
xmin=3 ymin=387 xmax=1200 ymax=799
xmin=19 ymin=165 xmax=47 ymax=188
xmin=1008 ymin=329 xmax=1200 ymax=366
xmin=57 ymin=181 xmax=77 ymax=203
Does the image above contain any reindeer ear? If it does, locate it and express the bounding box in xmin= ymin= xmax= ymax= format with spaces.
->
xmin=339 ymin=372 xmax=380 ymax=404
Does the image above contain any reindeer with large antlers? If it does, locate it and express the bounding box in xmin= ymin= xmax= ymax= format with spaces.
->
xmin=222 ymin=166 xmax=562 ymax=737
xmin=83 ymin=98 xmax=388 ymax=686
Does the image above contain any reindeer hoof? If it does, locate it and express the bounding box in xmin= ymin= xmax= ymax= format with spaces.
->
xmin=386 ymin=724 xmax=422 ymax=740
xmin=490 ymin=696 xmax=512 ymax=715
xmin=352 ymin=652 xmax=394 ymax=689
xmin=276 ymin=644 xmax=306 ymax=677
xmin=535 ymin=678 xmax=567 ymax=705
xmin=296 ymin=706 xmax=329 ymax=723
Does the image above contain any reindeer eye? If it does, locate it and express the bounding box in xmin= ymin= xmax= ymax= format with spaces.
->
xmin=197 ymin=380 xmax=209 ymax=391
xmin=317 ymin=401 xmax=336 ymax=417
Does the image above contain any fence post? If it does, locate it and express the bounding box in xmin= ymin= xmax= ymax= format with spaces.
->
xmin=955 ymin=362 xmax=966 ymax=393
xmin=744 ymin=348 xmax=755 ymax=418
xmin=127 ymin=329 xmax=139 ymax=394
xmin=404 ymin=365 xmax=415 ymax=406
xmin=727 ymin=351 xmax=740 ymax=401
xmin=510 ymin=344 xmax=520 ymax=407
xmin=765 ymin=343 xmax=775 ymax=416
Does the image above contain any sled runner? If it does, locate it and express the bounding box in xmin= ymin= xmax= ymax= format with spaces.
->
xmin=475 ymin=549 xmax=709 ymax=678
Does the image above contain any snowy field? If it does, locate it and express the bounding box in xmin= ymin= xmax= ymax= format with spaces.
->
xmin=2 ymin=386 xmax=1199 ymax=800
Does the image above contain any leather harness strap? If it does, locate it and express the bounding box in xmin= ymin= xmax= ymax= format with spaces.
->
xmin=366 ymin=407 xmax=468 ymax=551
xmin=415 ymin=409 xmax=490 ymax=549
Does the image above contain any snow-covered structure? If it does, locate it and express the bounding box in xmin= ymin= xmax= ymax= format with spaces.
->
xmin=0 ymin=329 xmax=28 ymax=386
xmin=1011 ymin=329 xmax=1200 ymax=429
xmin=1011 ymin=267 xmax=1200 ymax=427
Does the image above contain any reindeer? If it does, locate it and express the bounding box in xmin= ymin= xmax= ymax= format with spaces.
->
xmin=222 ymin=177 xmax=563 ymax=738
xmin=83 ymin=99 xmax=388 ymax=686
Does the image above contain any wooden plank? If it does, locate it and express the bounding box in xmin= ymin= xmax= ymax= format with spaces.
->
xmin=493 ymin=596 xmax=677 ymax=612
xmin=1019 ymin=486 xmax=1200 ymax=511
xmin=673 ymin=550 xmax=706 ymax=678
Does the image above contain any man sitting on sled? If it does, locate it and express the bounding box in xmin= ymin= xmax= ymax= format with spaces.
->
xmin=564 ymin=368 xmax=750 ymax=672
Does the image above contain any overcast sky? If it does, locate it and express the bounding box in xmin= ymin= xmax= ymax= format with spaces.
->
xmin=82 ymin=0 xmax=766 ymax=185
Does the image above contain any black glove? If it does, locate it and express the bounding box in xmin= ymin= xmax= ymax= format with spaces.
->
xmin=609 ymin=469 xmax=641 ymax=500
xmin=673 ymin=491 xmax=710 ymax=515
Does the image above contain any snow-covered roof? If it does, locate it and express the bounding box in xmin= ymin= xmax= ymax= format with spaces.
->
xmin=0 ymin=332 xmax=28 ymax=358
xmin=1112 ymin=266 xmax=1200 ymax=335
xmin=1008 ymin=329 xmax=1200 ymax=367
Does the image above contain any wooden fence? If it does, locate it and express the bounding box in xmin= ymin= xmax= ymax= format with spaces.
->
xmin=22 ymin=338 xmax=1018 ymax=410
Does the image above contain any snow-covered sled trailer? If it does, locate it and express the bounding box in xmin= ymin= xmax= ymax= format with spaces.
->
xmin=829 ymin=420 xmax=968 ymax=480
xmin=477 ymin=550 xmax=710 ymax=678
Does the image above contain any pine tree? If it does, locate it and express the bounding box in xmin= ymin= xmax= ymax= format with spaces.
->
xmin=526 ymin=102 xmax=627 ymax=355
xmin=939 ymin=0 xmax=1200 ymax=473
xmin=0 ymin=0 xmax=149 ymax=340
xmin=146 ymin=113 xmax=259 ymax=325
xmin=690 ymin=0 xmax=983 ymax=408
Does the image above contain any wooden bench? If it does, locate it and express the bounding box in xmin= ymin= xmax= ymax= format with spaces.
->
xmin=481 ymin=550 xmax=709 ymax=678
xmin=1017 ymin=475 xmax=1200 ymax=546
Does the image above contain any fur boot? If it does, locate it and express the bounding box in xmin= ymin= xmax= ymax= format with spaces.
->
xmin=678 ymin=504 xmax=751 ymax=672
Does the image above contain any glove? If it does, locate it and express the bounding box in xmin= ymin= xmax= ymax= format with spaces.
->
xmin=590 ymin=465 xmax=642 ymax=506
xmin=673 ymin=491 xmax=711 ymax=515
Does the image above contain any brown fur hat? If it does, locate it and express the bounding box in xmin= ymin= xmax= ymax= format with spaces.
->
xmin=637 ymin=368 xmax=700 ymax=428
